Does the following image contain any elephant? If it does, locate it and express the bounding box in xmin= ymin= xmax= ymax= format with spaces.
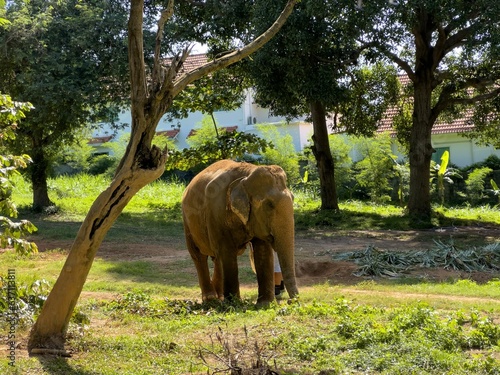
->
xmin=181 ymin=159 xmax=299 ymax=306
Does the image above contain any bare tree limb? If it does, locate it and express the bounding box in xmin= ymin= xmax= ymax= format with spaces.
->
xmin=383 ymin=49 xmax=416 ymax=81
xmin=432 ymin=79 xmax=500 ymax=122
xmin=128 ymin=0 xmax=147 ymax=110
xmin=152 ymin=0 xmax=175 ymax=91
xmin=171 ymin=0 xmax=299 ymax=98
xmin=449 ymin=87 xmax=500 ymax=106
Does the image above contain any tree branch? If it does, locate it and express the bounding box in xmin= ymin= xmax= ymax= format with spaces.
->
xmin=171 ymin=0 xmax=299 ymax=98
xmin=383 ymin=49 xmax=416 ymax=81
xmin=128 ymin=0 xmax=147 ymax=109
xmin=152 ymin=0 xmax=175 ymax=91
xmin=432 ymin=80 xmax=500 ymax=122
xmin=449 ymin=87 xmax=500 ymax=106
xmin=441 ymin=23 xmax=477 ymax=55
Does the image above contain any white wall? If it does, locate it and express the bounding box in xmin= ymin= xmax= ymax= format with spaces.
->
xmin=432 ymin=134 xmax=500 ymax=167
xmin=94 ymin=89 xmax=310 ymax=152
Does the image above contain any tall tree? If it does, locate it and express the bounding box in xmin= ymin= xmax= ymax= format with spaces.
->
xmin=362 ymin=0 xmax=500 ymax=222
xmin=28 ymin=0 xmax=298 ymax=353
xmin=0 ymin=0 xmax=131 ymax=210
xmin=240 ymin=0 xmax=398 ymax=210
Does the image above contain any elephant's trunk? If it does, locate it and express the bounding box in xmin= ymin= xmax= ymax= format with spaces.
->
xmin=273 ymin=199 xmax=299 ymax=299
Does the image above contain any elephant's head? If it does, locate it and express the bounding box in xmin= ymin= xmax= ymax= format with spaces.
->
xmin=227 ymin=165 xmax=298 ymax=299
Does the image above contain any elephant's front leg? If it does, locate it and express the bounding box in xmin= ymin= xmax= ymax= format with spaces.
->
xmin=251 ymin=238 xmax=275 ymax=306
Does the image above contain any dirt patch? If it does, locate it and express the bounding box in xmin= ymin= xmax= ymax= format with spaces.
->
xmin=30 ymin=226 xmax=500 ymax=286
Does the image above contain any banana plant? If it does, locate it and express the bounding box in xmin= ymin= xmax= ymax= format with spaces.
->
xmin=487 ymin=179 xmax=500 ymax=206
xmin=430 ymin=151 xmax=461 ymax=206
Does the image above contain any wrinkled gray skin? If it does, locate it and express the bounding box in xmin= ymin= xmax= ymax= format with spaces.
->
xmin=181 ymin=160 xmax=298 ymax=306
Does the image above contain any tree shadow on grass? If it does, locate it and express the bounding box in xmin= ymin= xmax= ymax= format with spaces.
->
xmin=20 ymin=207 xmax=185 ymax=244
xmin=295 ymin=205 xmax=498 ymax=231
xmin=34 ymin=355 xmax=102 ymax=375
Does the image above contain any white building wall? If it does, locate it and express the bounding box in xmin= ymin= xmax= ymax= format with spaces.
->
xmin=432 ymin=134 xmax=500 ymax=167
xmin=95 ymin=89 xmax=310 ymax=152
xmin=93 ymin=92 xmax=499 ymax=168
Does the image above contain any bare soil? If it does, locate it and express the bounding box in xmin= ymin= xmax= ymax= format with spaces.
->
xmin=34 ymin=225 xmax=500 ymax=286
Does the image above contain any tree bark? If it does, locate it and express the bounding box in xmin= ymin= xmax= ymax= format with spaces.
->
xmin=309 ymin=100 xmax=339 ymax=210
xmin=30 ymin=147 xmax=53 ymax=211
xmin=28 ymin=0 xmax=298 ymax=352
xmin=406 ymin=7 xmax=436 ymax=223
xmin=407 ymin=79 xmax=434 ymax=222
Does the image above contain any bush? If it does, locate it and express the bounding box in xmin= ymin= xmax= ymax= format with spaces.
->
xmin=88 ymin=154 xmax=116 ymax=175
xmin=0 ymin=275 xmax=50 ymax=327
xmin=352 ymin=133 xmax=396 ymax=203
xmin=465 ymin=167 xmax=492 ymax=204
xmin=0 ymin=93 xmax=38 ymax=255
xmin=256 ymin=123 xmax=300 ymax=183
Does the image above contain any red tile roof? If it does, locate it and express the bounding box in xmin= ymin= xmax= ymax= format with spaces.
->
xmin=88 ymin=135 xmax=113 ymax=145
xmin=377 ymin=107 xmax=475 ymax=136
xmin=376 ymin=75 xmax=475 ymax=136
xmin=166 ymin=53 xmax=208 ymax=75
xmin=156 ymin=129 xmax=180 ymax=139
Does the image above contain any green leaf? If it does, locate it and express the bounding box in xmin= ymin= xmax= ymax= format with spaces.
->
xmin=438 ymin=151 xmax=449 ymax=177
xmin=491 ymin=179 xmax=499 ymax=191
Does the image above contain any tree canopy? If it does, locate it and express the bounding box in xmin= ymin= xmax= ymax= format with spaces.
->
xmin=0 ymin=0 xmax=131 ymax=209
xmin=361 ymin=0 xmax=500 ymax=221
xmin=237 ymin=0 xmax=398 ymax=210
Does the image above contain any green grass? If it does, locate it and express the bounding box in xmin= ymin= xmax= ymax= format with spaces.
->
xmin=1 ymin=174 xmax=499 ymax=374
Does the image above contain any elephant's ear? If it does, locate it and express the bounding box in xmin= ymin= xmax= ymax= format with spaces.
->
xmin=228 ymin=177 xmax=250 ymax=225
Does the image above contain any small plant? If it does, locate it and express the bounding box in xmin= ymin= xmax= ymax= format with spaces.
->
xmin=430 ymin=151 xmax=462 ymax=206
xmin=0 ymin=276 xmax=51 ymax=327
xmin=393 ymin=159 xmax=410 ymax=206
xmin=198 ymin=326 xmax=279 ymax=375
xmin=486 ymin=179 xmax=500 ymax=206
xmin=352 ymin=133 xmax=397 ymax=203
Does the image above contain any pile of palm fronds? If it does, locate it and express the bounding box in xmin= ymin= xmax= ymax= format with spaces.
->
xmin=320 ymin=240 xmax=500 ymax=277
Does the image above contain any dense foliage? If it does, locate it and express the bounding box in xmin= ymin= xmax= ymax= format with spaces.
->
xmin=0 ymin=0 xmax=131 ymax=209
xmin=359 ymin=0 xmax=500 ymax=220
xmin=0 ymin=93 xmax=37 ymax=255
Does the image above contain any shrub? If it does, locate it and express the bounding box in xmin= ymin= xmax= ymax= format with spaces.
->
xmin=352 ymin=133 xmax=396 ymax=203
xmin=0 ymin=276 xmax=50 ymax=327
xmin=0 ymin=93 xmax=38 ymax=255
xmin=465 ymin=167 xmax=492 ymax=204
xmin=256 ymin=123 xmax=300 ymax=183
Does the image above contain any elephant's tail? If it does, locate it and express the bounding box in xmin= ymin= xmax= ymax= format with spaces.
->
xmin=247 ymin=242 xmax=256 ymax=273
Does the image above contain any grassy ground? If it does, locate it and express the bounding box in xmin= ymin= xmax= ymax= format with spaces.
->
xmin=1 ymin=175 xmax=499 ymax=374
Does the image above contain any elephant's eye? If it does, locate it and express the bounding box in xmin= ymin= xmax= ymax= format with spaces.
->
xmin=264 ymin=199 xmax=275 ymax=210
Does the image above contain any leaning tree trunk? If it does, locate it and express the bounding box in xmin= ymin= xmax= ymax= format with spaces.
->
xmin=28 ymin=138 xmax=166 ymax=351
xmin=28 ymin=0 xmax=298 ymax=353
xmin=407 ymin=79 xmax=434 ymax=223
xmin=309 ymin=100 xmax=339 ymax=210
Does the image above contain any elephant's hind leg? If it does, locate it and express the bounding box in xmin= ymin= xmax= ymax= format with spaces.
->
xmin=211 ymin=256 xmax=224 ymax=299
xmin=186 ymin=235 xmax=218 ymax=302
